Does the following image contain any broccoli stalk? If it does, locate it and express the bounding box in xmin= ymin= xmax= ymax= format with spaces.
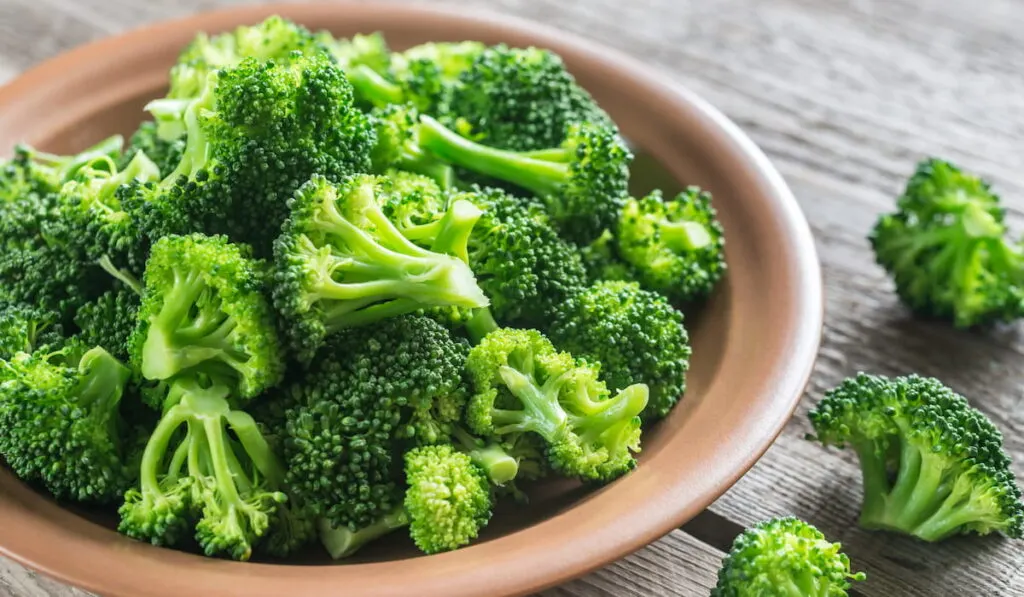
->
xmin=317 ymin=508 xmax=410 ymax=559
xmin=18 ymin=135 xmax=125 ymax=189
xmin=451 ymin=425 xmax=519 ymax=485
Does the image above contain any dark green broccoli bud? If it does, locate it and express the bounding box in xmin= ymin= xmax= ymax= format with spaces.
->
xmin=0 ymin=341 xmax=133 ymax=503
xmin=711 ymin=516 xmax=866 ymax=597
xmin=578 ymin=229 xmax=636 ymax=283
xmin=461 ymin=187 xmax=588 ymax=327
xmin=616 ymin=187 xmax=726 ymax=305
xmin=368 ymin=104 xmax=454 ymax=188
xmin=118 ymin=375 xmax=289 ymax=561
xmin=419 ymin=115 xmax=631 ymax=245
xmin=808 ymin=373 xmax=1024 ymax=541
xmin=271 ymin=174 xmax=487 ymax=362
xmin=119 ymin=121 xmax=186 ymax=178
xmin=129 ymin=233 xmax=284 ymax=402
xmin=317 ymin=507 xmax=409 ymax=560
xmin=404 ymin=444 xmax=492 ymax=554
xmin=0 ymin=302 xmax=65 ymax=360
xmin=549 ymin=280 xmax=691 ymax=421
xmin=444 ymin=44 xmax=614 ymax=152
xmin=869 ymin=158 xmax=1024 ymax=328
xmin=466 ymin=327 xmax=648 ymax=482
xmin=74 ymin=288 xmax=140 ymax=361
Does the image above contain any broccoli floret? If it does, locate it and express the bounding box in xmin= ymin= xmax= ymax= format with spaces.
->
xmin=443 ymin=44 xmax=613 ymax=152
xmin=616 ymin=187 xmax=726 ymax=304
xmin=74 ymin=288 xmax=140 ymax=361
xmin=318 ymin=31 xmax=392 ymax=74
xmin=368 ymin=104 xmax=454 ymax=187
xmin=120 ymin=121 xmax=186 ymax=178
xmin=578 ymin=229 xmax=636 ymax=283
xmin=711 ymin=516 xmax=866 ymax=597
xmin=271 ymin=174 xmax=487 ymax=362
xmin=0 ymin=135 xmax=124 ymax=198
xmin=317 ymin=507 xmax=409 ymax=560
xmin=869 ymin=158 xmax=1024 ymax=328
xmin=377 ymin=169 xmax=449 ymax=242
xmin=129 ymin=233 xmax=284 ymax=402
xmin=118 ymin=375 xmax=289 ymax=561
xmin=403 ymin=444 xmax=492 ymax=554
xmin=283 ymin=314 xmax=469 ymax=531
xmin=0 ymin=340 xmax=133 ymax=503
xmin=450 ymin=425 xmax=520 ymax=486
xmin=419 ymin=115 xmax=631 ymax=245
xmin=465 ymin=327 xmax=648 ymax=482
xmin=808 ymin=373 xmax=1024 ymax=541
xmin=0 ymin=302 xmax=65 ymax=360
xmin=549 ymin=281 xmax=691 ymax=421
xmin=461 ymin=187 xmax=587 ymax=327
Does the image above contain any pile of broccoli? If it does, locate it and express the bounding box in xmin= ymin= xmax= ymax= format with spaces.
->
xmin=0 ymin=16 xmax=726 ymax=562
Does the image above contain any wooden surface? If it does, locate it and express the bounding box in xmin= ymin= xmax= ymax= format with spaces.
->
xmin=2 ymin=0 xmax=1024 ymax=595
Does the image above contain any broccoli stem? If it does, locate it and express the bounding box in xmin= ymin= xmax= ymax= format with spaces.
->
xmin=850 ymin=438 xmax=891 ymax=527
xmin=493 ymin=366 xmax=569 ymax=440
xmin=429 ymin=198 xmax=482 ymax=263
xmin=317 ymin=507 xmax=410 ymax=559
xmin=347 ymin=64 xmax=405 ymax=106
xmin=465 ymin=308 xmax=499 ymax=344
xmin=98 ymin=255 xmax=143 ymax=295
xmin=572 ymin=384 xmax=648 ymax=439
xmin=912 ymin=474 xmax=1000 ymax=542
xmin=418 ymin=115 xmax=568 ymax=196
xmin=660 ymin=220 xmax=713 ymax=252
xmin=72 ymin=347 xmax=131 ymax=451
xmin=322 ymin=298 xmax=424 ymax=332
xmin=452 ymin=426 xmax=519 ymax=485
xmin=226 ymin=409 xmax=286 ymax=486
xmin=136 ymin=399 xmax=193 ymax=497
xmin=34 ymin=135 xmax=125 ymax=183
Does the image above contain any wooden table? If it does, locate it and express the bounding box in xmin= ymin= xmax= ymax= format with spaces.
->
xmin=2 ymin=0 xmax=1023 ymax=595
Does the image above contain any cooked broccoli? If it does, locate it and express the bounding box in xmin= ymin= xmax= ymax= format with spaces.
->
xmin=0 ymin=302 xmax=65 ymax=360
xmin=616 ymin=187 xmax=726 ymax=305
xmin=808 ymin=373 xmax=1024 ymax=541
xmin=377 ymin=169 xmax=449 ymax=242
xmin=0 ymin=339 xmax=133 ymax=503
xmin=870 ymin=158 xmax=1024 ymax=328
xmin=711 ymin=516 xmax=866 ymax=597
xmin=549 ymin=281 xmax=691 ymax=421
xmin=128 ymin=233 xmax=284 ymax=402
xmin=317 ymin=507 xmax=409 ymax=560
xmin=465 ymin=327 xmax=648 ymax=482
xmin=418 ymin=115 xmax=631 ymax=245
xmin=120 ymin=121 xmax=186 ymax=178
xmin=578 ymin=229 xmax=636 ymax=283
xmin=74 ymin=287 xmax=140 ymax=361
xmin=118 ymin=374 xmax=290 ymax=561
xmin=271 ymin=174 xmax=487 ymax=362
xmin=0 ymin=135 xmax=124 ymax=198
xmin=368 ymin=104 xmax=454 ymax=188
xmin=318 ymin=31 xmax=392 ymax=75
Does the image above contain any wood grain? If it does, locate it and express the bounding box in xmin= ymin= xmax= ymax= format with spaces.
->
xmin=2 ymin=0 xmax=1024 ymax=595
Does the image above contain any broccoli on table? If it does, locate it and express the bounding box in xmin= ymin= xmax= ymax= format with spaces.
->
xmin=466 ymin=327 xmax=649 ymax=482
xmin=808 ymin=373 xmax=1024 ymax=541
xmin=549 ymin=280 xmax=691 ymax=421
xmin=870 ymin=158 xmax=1024 ymax=328
xmin=711 ymin=516 xmax=866 ymax=597
xmin=271 ymin=174 xmax=487 ymax=362
xmin=418 ymin=115 xmax=631 ymax=246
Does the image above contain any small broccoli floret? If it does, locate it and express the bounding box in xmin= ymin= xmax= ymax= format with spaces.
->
xmin=129 ymin=233 xmax=284 ymax=402
xmin=444 ymin=44 xmax=613 ymax=152
xmin=450 ymin=425 xmax=520 ymax=486
xmin=466 ymin=328 xmax=648 ymax=482
xmin=317 ymin=507 xmax=409 ymax=560
xmin=578 ymin=229 xmax=636 ymax=283
xmin=120 ymin=121 xmax=186 ymax=178
xmin=808 ymin=373 xmax=1024 ymax=541
xmin=318 ymin=31 xmax=391 ymax=74
xmin=368 ymin=104 xmax=454 ymax=187
xmin=870 ymin=158 xmax=1024 ymax=328
xmin=118 ymin=375 xmax=289 ymax=561
xmin=0 ymin=302 xmax=65 ymax=360
xmin=0 ymin=135 xmax=124 ymax=197
xmin=404 ymin=444 xmax=492 ymax=554
xmin=419 ymin=115 xmax=631 ymax=245
xmin=549 ymin=281 xmax=691 ymax=421
xmin=712 ymin=516 xmax=866 ymax=597
xmin=616 ymin=187 xmax=726 ymax=304
xmin=0 ymin=341 xmax=133 ymax=503
xmin=271 ymin=174 xmax=487 ymax=362
xmin=74 ymin=288 xmax=140 ymax=361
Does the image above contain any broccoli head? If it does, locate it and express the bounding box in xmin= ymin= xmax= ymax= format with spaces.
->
xmin=578 ymin=229 xmax=636 ymax=284
xmin=318 ymin=31 xmax=391 ymax=74
xmin=0 ymin=302 xmax=65 ymax=360
xmin=711 ymin=516 xmax=866 ymax=597
xmin=368 ymin=104 xmax=454 ymax=187
xmin=74 ymin=287 xmax=140 ymax=361
xmin=549 ymin=280 xmax=691 ymax=421
xmin=808 ymin=373 xmax=1024 ymax=541
xmin=869 ymin=158 xmax=1024 ymax=328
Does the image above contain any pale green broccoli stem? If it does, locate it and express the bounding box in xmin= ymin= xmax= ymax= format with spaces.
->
xmin=912 ymin=474 xmax=1001 ymax=542
xmin=849 ymin=438 xmax=891 ymax=528
xmin=571 ymin=384 xmax=648 ymax=438
xmin=465 ymin=308 xmax=499 ymax=344
xmin=348 ymin=64 xmax=405 ymax=106
xmin=323 ymin=298 xmax=425 ymax=332
xmin=73 ymin=347 xmax=131 ymax=451
xmin=226 ymin=409 xmax=286 ymax=486
xmin=429 ymin=198 xmax=482 ymax=263
xmin=135 ymin=399 xmax=194 ymax=498
xmin=452 ymin=426 xmax=519 ymax=485
xmin=98 ymin=256 xmax=143 ymax=295
xmin=318 ymin=507 xmax=410 ymax=559
xmin=164 ymin=72 xmax=217 ymax=183
xmin=493 ymin=366 xmax=569 ymax=439
xmin=520 ymin=147 xmax=573 ymax=162
xmin=418 ymin=115 xmax=567 ymax=196
xmin=659 ymin=219 xmax=713 ymax=252
xmin=34 ymin=135 xmax=124 ymax=183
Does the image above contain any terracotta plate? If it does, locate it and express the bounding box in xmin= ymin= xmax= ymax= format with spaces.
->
xmin=0 ymin=3 xmax=822 ymax=596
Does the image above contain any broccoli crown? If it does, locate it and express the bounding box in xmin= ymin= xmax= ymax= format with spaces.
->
xmin=444 ymin=44 xmax=613 ymax=152
xmin=319 ymin=31 xmax=391 ymax=74
xmin=808 ymin=373 xmax=1024 ymax=541
xmin=367 ymin=104 xmax=454 ymax=187
xmin=118 ymin=375 xmax=288 ymax=561
xmin=418 ymin=116 xmax=631 ymax=246
xmin=711 ymin=516 xmax=866 ymax=597
xmin=549 ymin=280 xmax=691 ymax=421
xmin=869 ymin=158 xmax=1024 ymax=328
xmin=578 ymin=229 xmax=636 ymax=284
xmin=271 ymin=174 xmax=487 ymax=362
xmin=74 ymin=287 xmax=140 ymax=361
xmin=385 ymin=41 xmax=486 ymax=113
xmin=0 ymin=341 xmax=132 ymax=503
xmin=120 ymin=121 xmax=186 ymax=179
xmin=135 ymin=50 xmax=376 ymax=256
xmin=129 ymin=233 xmax=284 ymax=402
xmin=617 ymin=187 xmax=726 ymax=305
xmin=0 ymin=302 xmax=65 ymax=360
xmin=465 ymin=327 xmax=648 ymax=482
xmin=403 ymin=444 xmax=492 ymax=554
xmin=462 ymin=186 xmax=587 ymax=326
xmin=283 ymin=314 xmax=469 ymax=530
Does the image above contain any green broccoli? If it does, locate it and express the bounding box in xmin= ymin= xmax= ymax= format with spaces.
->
xmin=869 ymin=158 xmax=1024 ymax=328
xmin=466 ymin=327 xmax=648 ymax=482
xmin=578 ymin=229 xmax=636 ymax=283
xmin=129 ymin=233 xmax=285 ymax=403
xmin=549 ymin=280 xmax=691 ymax=421
xmin=271 ymin=174 xmax=487 ymax=362
xmin=0 ymin=339 xmax=133 ymax=503
xmin=119 ymin=121 xmax=186 ymax=178
xmin=0 ymin=135 xmax=124 ymax=198
xmin=317 ymin=508 xmax=410 ymax=560
xmin=74 ymin=287 xmax=140 ymax=361
xmin=317 ymin=31 xmax=392 ymax=75
xmin=418 ymin=115 xmax=631 ymax=245
xmin=808 ymin=373 xmax=1024 ymax=541
xmin=377 ymin=169 xmax=450 ymax=242
xmin=711 ymin=516 xmax=866 ymax=597
xmin=368 ymin=104 xmax=454 ymax=188
xmin=615 ymin=187 xmax=726 ymax=305
xmin=0 ymin=302 xmax=65 ymax=360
